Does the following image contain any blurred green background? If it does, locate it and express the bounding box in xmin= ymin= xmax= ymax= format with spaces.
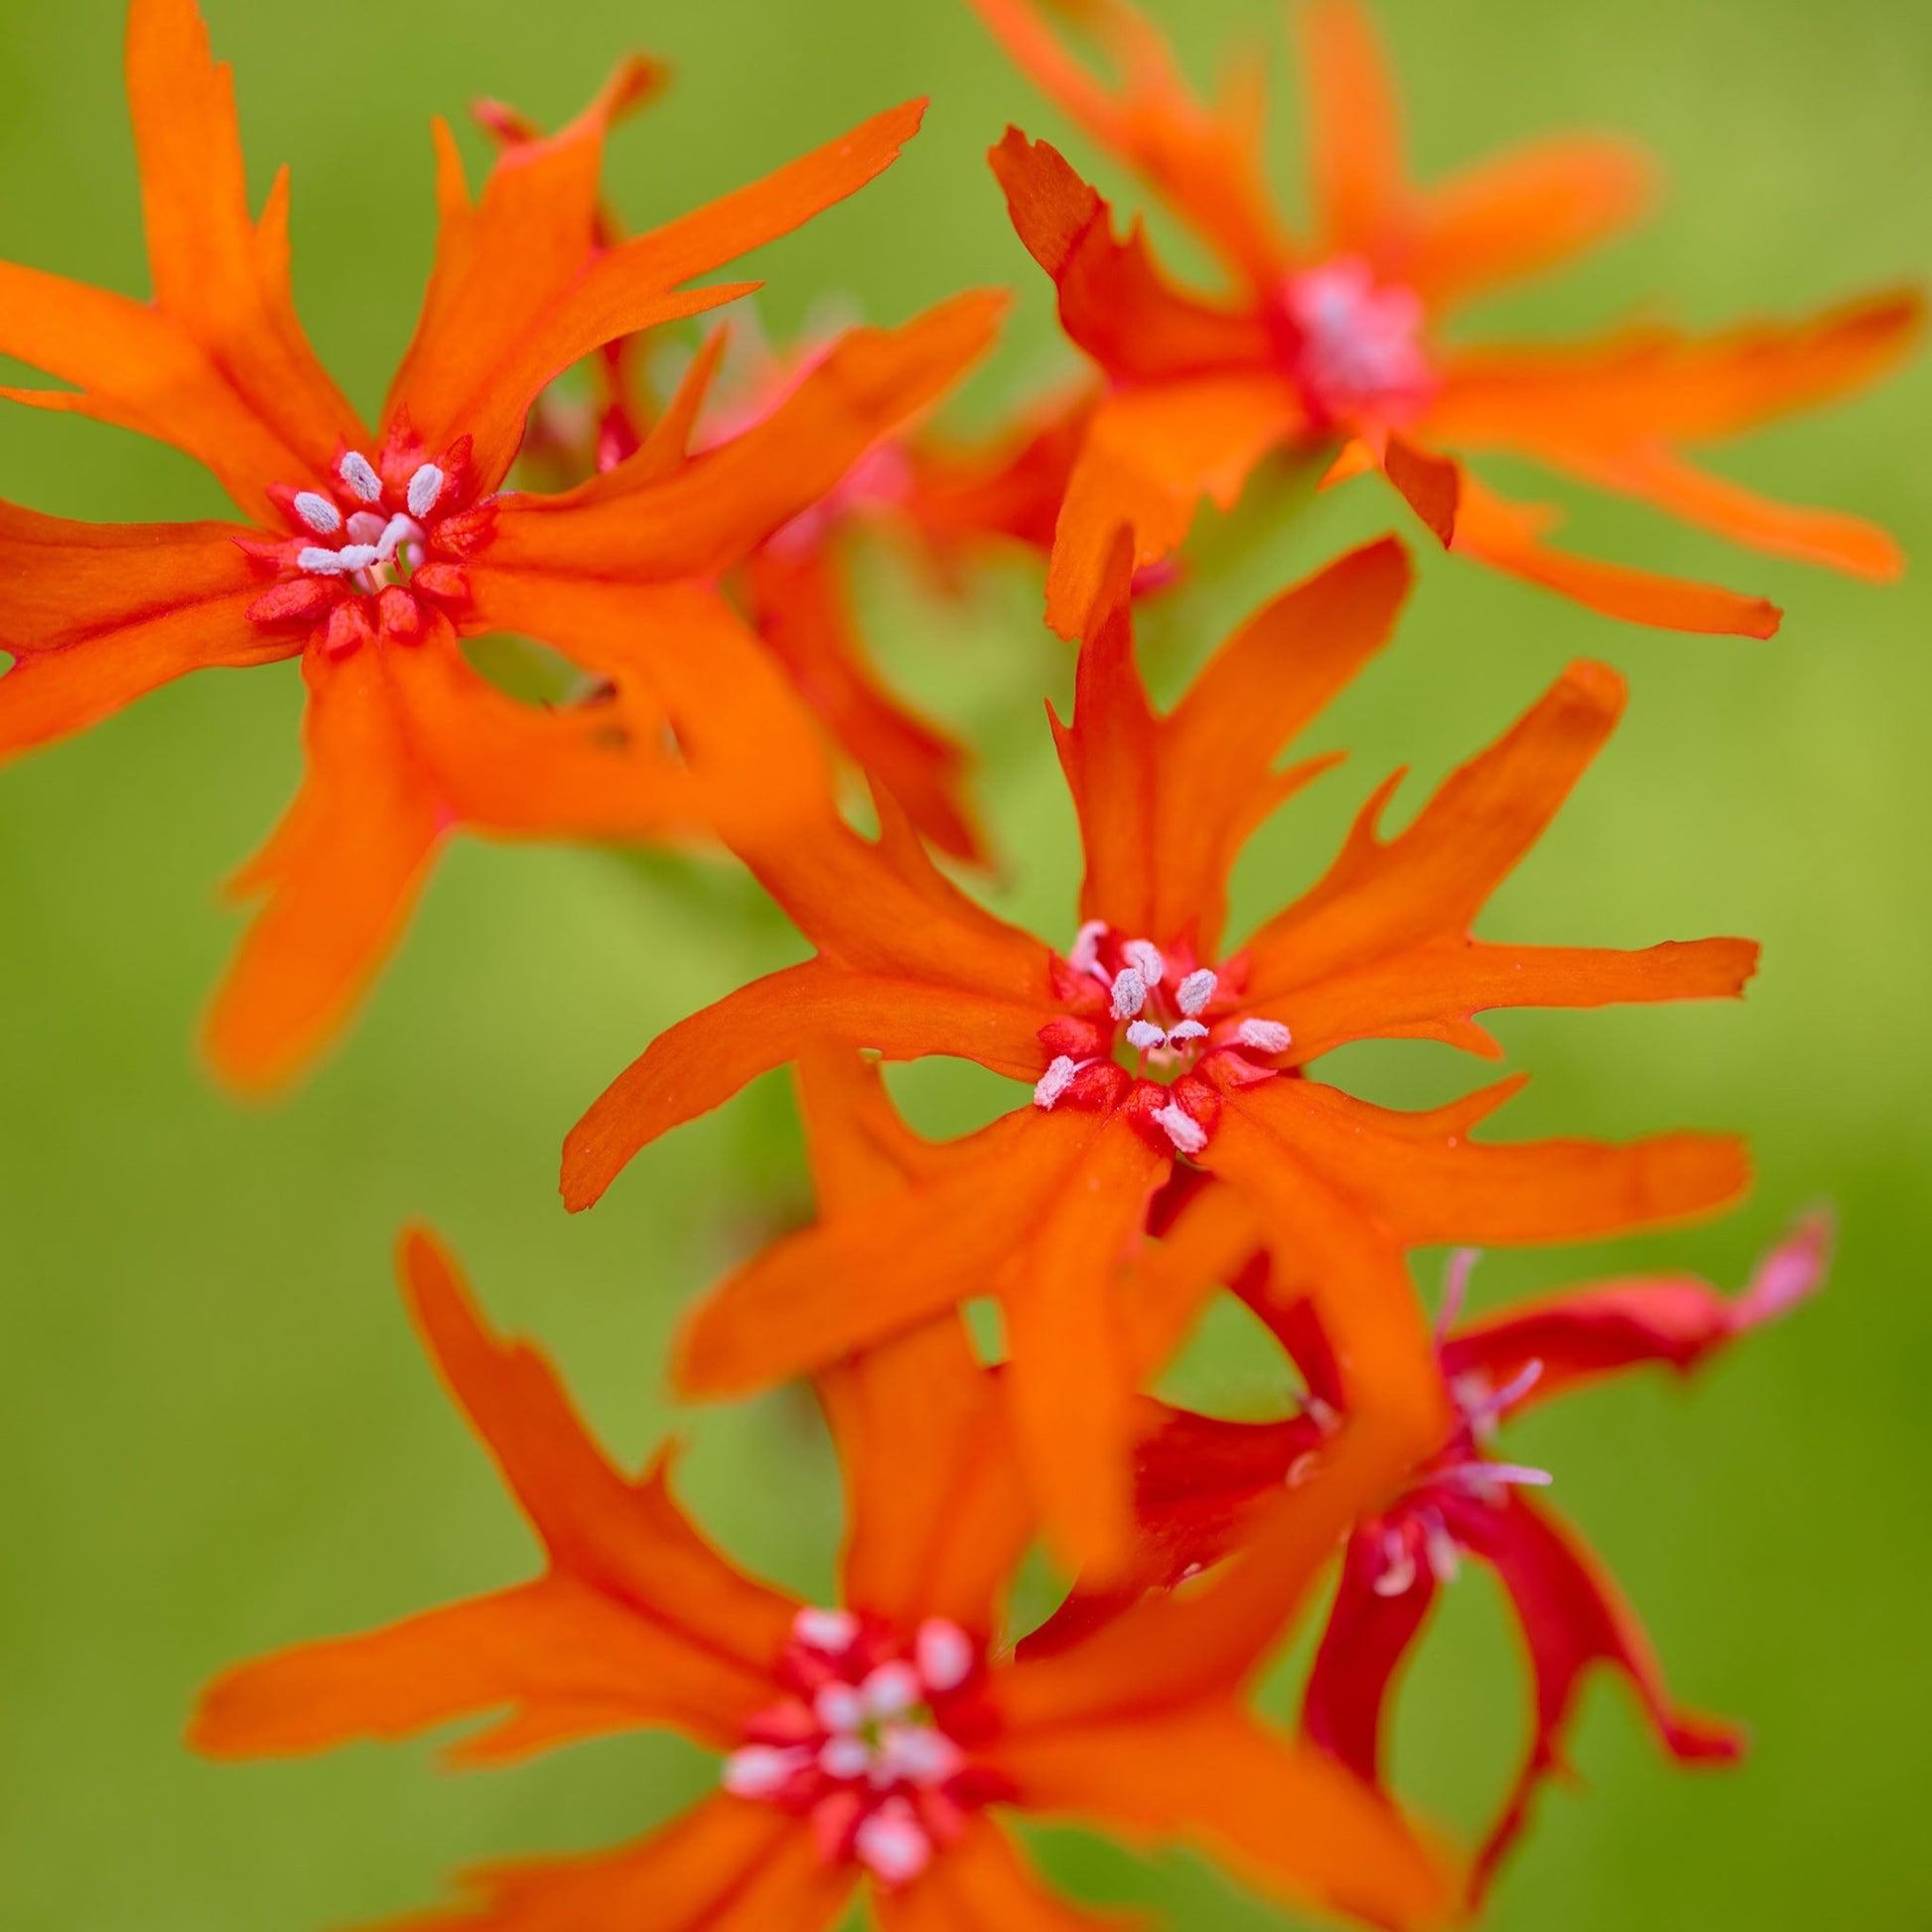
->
xmin=1 ymin=0 xmax=1926 ymax=1925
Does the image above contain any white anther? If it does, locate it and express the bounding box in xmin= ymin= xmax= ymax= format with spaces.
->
xmin=1033 ymin=1054 xmax=1081 ymax=1111
xmin=1476 ymin=1461 xmax=1555 ymax=1488
xmin=335 ymin=544 xmax=380 ymax=573
xmin=854 ymin=1801 xmax=932 ymax=1884
xmin=1421 ymin=1508 xmax=1460 ymax=1585
xmin=793 ymin=1605 xmax=860 ymax=1655
xmin=1236 ymin=1018 xmax=1293 ymax=1054
xmin=1111 ymin=967 xmax=1149 ymax=1020
xmin=1372 ymin=1533 xmax=1418 ymax=1598
xmin=1175 ymin=968 xmax=1217 ymax=1017
xmin=814 ymin=1681 xmax=866 ymax=1733
xmin=818 ymin=1734 xmax=873 ymax=1781
xmin=1167 ymin=1019 xmax=1208 ymax=1044
xmin=1068 ymin=919 xmax=1108 ymax=979
xmin=1126 ymin=1020 xmax=1166 ymax=1052
xmin=374 ymin=513 xmax=422 ymax=563
xmin=1305 ymin=1396 xmax=1340 ymax=1433
xmin=1155 ymin=1102 xmax=1207 ymax=1157
xmin=1122 ymin=939 xmax=1166 ymax=987
xmin=298 ymin=547 xmax=351 ymax=575
xmin=878 ymin=1723 xmax=964 ymax=1787
xmin=1437 ymin=1248 xmax=1479 ymax=1341
xmin=339 ymin=451 xmax=382 ymax=502
xmin=293 ymin=491 xmax=341 ymax=534
xmin=1286 ymin=1449 xmax=1320 ymax=1487
xmin=722 ymin=1743 xmax=810 ymax=1797
xmin=1469 ymin=1358 xmax=1545 ymax=1424
xmin=345 ymin=510 xmax=388 ymax=545
xmin=914 ymin=1619 xmax=974 ymax=1694
xmin=861 ymin=1662 xmax=921 ymax=1721
xmin=406 ymin=462 xmax=446 ymax=518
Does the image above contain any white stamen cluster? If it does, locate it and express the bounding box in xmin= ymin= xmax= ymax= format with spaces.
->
xmin=1281 ymin=256 xmax=1432 ymax=418
xmin=720 ymin=1607 xmax=977 ymax=1886
xmin=294 ymin=452 xmax=447 ymax=593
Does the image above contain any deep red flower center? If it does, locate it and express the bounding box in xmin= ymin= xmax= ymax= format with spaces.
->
xmin=721 ymin=1606 xmax=994 ymax=1885
xmin=242 ymin=434 xmax=495 ymax=657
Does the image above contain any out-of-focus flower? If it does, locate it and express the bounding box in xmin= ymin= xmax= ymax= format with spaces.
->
xmin=1036 ymin=1212 xmax=1831 ymax=1898
xmin=564 ymin=529 xmax=1754 ymax=1571
xmin=191 ymin=1200 xmax=1458 ymax=1929
xmin=0 ymin=0 xmax=982 ymax=1090
xmin=969 ymin=0 xmax=1923 ymax=636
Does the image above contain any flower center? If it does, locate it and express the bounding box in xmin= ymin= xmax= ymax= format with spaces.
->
xmin=721 ymin=1606 xmax=983 ymax=1886
xmin=1032 ymin=923 xmax=1293 ymax=1155
xmin=244 ymin=438 xmax=493 ymax=656
xmin=1274 ymin=257 xmax=1433 ymax=426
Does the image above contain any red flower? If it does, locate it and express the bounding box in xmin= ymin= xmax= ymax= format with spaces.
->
xmin=0 ymin=0 xmax=996 ymax=1091
xmin=192 ymin=1190 xmax=1458 ymax=1928
xmin=969 ymin=0 xmax=1923 ymax=636
xmin=1036 ymin=1213 xmax=1831 ymax=1899
xmin=565 ymin=531 xmax=1754 ymax=1570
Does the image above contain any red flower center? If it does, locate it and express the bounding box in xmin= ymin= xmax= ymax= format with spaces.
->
xmin=242 ymin=434 xmax=495 ymax=657
xmin=721 ymin=1607 xmax=996 ymax=1885
xmin=1271 ymin=256 xmax=1435 ymax=428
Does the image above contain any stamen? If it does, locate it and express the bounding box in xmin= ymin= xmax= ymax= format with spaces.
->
xmin=1475 ymin=1461 xmax=1554 ymax=1488
xmin=1125 ymin=1020 xmax=1166 ymax=1052
xmin=1371 ymin=1529 xmax=1418 ymax=1598
xmin=293 ymin=491 xmax=341 ymax=534
xmin=1111 ymin=968 xmax=1149 ymax=1020
xmin=406 ymin=462 xmax=446 ymax=518
xmin=860 ymin=1663 xmax=921 ymax=1720
xmin=374 ymin=513 xmax=422 ymax=564
xmin=1121 ymin=939 xmax=1165 ymax=987
xmin=345 ymin=510 xmax=388 ymax=545
xmin=914 ymin=1619 xmax=974 ymax=1693
xmin=1167 ymin=1019 xmax=1208 ymax=1044
xmin=1175 ymin=968 xmax=1217 ymax=1016
xmin=793 ymin=1605 xmax=860 ymax=1655
xmin=1469 ymin=1357 xmax=1545 ymax=1423
xmin=1437 ymin=1248 xmax=1479 ymax=1340
xmin=335 ymin=544 xmax=380 ymax=573
xmin=1154 ymin=1102 xmax=1207 ymax=1157
xmin=1068 ymin=919 xmax=1108 ymax=978
xmin=339 ymin=451 xmax=383 ymax=503
xmin=818 ymin=1734 xmax=872 ymax=1781
xmin=854 ymin=1800 xmax=932 ymax=1884
xmin=1420 ymin=1506 xmax=1460 ymax=1584
xmin=1236 ymin=1018 xmax=1292 ymax=1053
xmin=877 ymin=1723 xmax=964 ymax=1787
xmin=814 ymin=1681 xmax=865 ymax=1733
xmin=1033 ymin=1055 xmax=1081 ymax=1110
xmin=297 ymin=547 xmax=351 ymax=575
xmin=722 ymin=1743 xmax=810 ymax=1797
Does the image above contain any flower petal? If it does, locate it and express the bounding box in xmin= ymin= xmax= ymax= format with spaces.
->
xmin=203 ymin=645 xmax=444 ymax=1096
xmin=1405 ymin=136 xmax=1656 ymax=313
xmin=1301 ymin=1527 xmax=1442 ymax=1784
xmin=192 ymin=1574 xmax=774 ymax=1765
xmin=1442 ymin=1210 xmax=1830 ymax=1413
xmin=481 ymin=292 xmax=1008 ymax=582
xmin=391 ymin=92 xmax=928 ymax=489
xmin=874 ymin=1816 xmax=1138 ymax=1932
xmin=1449 ymin=471 xmax=1783 ymax=636
xmin=672 ymin=1106 xmax=1100 ymax=1399
xmin=1054 ymin=532 xmax=1411 ymax=952
xmin=392 ymin=1796 xmax=856 ymax=1932
xmin=1044 ymin=374 xmax=1306 ymax=637
xmin=0 ymin=505 xmax=288 ymax=761
xmin=744 ymin=542 xmax=985 ymax=863
xmin=966 ymin=0 xmax=1293 ymax=283
xmin=1003 ymin=1114 xmax=1172 ymax=1576
xmin=797 ymin=1055 xmax=1034 ymax=1638
xmin=1444 ymin=1489 xmax=1743 ymax=1899
xmin=1297 ymin=0 xmax=1410 ymax=261
xmin=989 ymin=1704 xmax=1456 ymax=1930
xmin=989 ymin=130 xmax=1274 ymax=381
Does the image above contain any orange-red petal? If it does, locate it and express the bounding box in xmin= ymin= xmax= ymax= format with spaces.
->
xmin=0 ymin=505 xmax=289 ymax=761
xmin=987 ymin=1704 xmax=1455 ymax=1930
xmin=1297 ymin=0 xmax=1410 ymax=263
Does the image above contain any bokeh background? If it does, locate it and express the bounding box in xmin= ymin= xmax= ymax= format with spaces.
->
xmin=1 ymin=0 xmax=1927 ymax=1925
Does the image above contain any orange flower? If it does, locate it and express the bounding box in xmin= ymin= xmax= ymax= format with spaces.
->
xmin=192 ymin=1205 xmax=1457 ymax=1928
xmin=969 ymin=0 xmax=1924 ymax=637
xmin=0 ymin=0 xmax=997 ymax=1092
xmin=565 ymin=531 xmax=1754 ymax=1570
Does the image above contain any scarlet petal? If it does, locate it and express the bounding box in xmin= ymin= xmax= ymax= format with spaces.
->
xmin=0 ymin=506 xmax=293 ymax=761
xmin=1445 ymin=1490 xmax=1744 ymax=1898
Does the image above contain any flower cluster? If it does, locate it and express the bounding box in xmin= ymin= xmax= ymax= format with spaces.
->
xmin=0 ymin=0 xmax=1907 ymax=1925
